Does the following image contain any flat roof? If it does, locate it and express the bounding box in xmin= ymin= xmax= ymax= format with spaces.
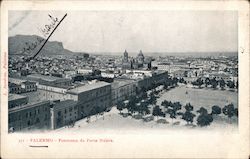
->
xmin=9 ymin=101 xmax=50 ymax=113
xmin=9 ymin=94 xmax=27 ymax=101
xmin=27 ymin=74 xmax=67 ymax=82
xmin=9 ymin=78 xmax=27 ymax=84
xmin=67 ymin=81 xmax=110 ymax=94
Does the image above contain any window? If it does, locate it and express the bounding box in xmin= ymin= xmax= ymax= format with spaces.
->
xmin=69 ymin=107 xmax=72 ymax=112
xmin=36 ymin=118 xmax=40 ymax=124
xmin=58 ymin=111 xmax=61 ymax=116
xmin=65 ymin=109 xmax=67 ymax=114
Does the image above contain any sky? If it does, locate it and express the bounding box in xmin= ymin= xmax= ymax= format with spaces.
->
xmin=9 ymin=10 xmax=238 ymax=53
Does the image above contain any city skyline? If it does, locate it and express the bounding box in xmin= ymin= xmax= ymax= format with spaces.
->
xmin=9 ymin=10 xmax=238 ymax=53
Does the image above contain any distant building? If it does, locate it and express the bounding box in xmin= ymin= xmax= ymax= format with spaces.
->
xmin=137 ymin=71 xmax=168 ymax=90
xmin=27 ymin=74 xmax=72 ymax=87
xmin=137 ymin=50 xmax=145 ymax=65
xmin=50 ymin=100 xmax=78 ymax=129
xmin=67 ymin=81 xmax=111 ymax=119
xmin=122 ymin=50 xmax=132 ymax=69
xmin=8 ymin=101 xmax=51 ymax=132
xmin=209 ymin=73 xmax=232 ymax=81
xmin=37 ymin=84 xmax=71 ymax=101
xmin=9 ymin=78 xmax=37 ymax=93
xmin=8 ymin=82 xmax=22 ymax=94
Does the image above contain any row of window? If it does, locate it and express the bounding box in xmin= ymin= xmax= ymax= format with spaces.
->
xmin=9 ymin=113 xmax=49 ymax=123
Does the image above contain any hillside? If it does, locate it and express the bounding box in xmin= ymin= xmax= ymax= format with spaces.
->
xmin=8 ymin=35 xmax=74 ymax=56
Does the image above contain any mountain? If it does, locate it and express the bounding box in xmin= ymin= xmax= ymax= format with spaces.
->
xmin=8 ymin=35 xmax=73 ymax=56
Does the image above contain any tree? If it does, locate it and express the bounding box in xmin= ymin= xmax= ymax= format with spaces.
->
xmin=141 ymin=102 xmax=150 ymax=115
xmin=227 ymin=81 xmax=235 ymax=89
xmin=173 ymin=77 xmax=178 ymax=86
xmin=192 ymin=78 xmax=204 ymax=88
xmin=219 ymin=79 xmax=226 ymax=90
xmin=196 ymin=107 xmax=213 ymax=127
xmin=205 ymin=77 xmax=210 ymax=87
xmin=197 ymin=78 xmax=204 ymax=88
xmin=184 ymin=103 xmax=193 ymax=111
xmin=196 ymin=107 xmax=208 ymax=115
xmin=117 ymin=101 xmax=125 ymax=113
xmin=210 ymin=77 xmax=218 ymax=89
xmin=182 ymin=111 xmax=196 ymax=124
xmin=222 ymin=103 xmax=235 ymax=119
xmin=152 ymin=105 xmax=163 ymax=119
xmin=211 ymin=105 xmax=221 ymax=115
xmin=167 ymin=108 xmax=176 ymax=123
xmin=172 ymin=102 xmax=182 ymax=111
xmin=148 ymin=93 xmax=157 ymax=105
xmin=197 ymin=113 xmax=213 ymax=127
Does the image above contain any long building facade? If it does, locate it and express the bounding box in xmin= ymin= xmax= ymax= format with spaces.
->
xmin=67 ymin=81 xmax=111 ymax=120
xmin=8 ymin=101 xmax=51 ymax=132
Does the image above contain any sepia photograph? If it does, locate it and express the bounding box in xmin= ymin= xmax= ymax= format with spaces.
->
xmin=1 ymin=1 xmax=249 ymax=158
xmin=7 ymin=10 xmax=239 ymax=133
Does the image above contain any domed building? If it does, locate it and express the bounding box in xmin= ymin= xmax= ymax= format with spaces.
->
xmin=121 ymin=50 xmax=151 ymax=70
xmin=137 ymin=50 xmax=145 ymax=65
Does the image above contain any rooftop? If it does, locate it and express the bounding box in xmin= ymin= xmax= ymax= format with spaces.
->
xmin=67 ymin=81 xmax=111 ymax=94
xmin=9 ymin=93 xmax=27 ymax=101
xmin=9 ymin=78 xmax=27 ymax=84
xmin=27 ymin=74 xmax=68 ymax=82
xmin=9 ymin=100 xmax=50 ymax=113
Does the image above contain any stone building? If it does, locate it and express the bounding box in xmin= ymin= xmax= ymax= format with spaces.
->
xmin=67 ymin=81 xmax=111 ymax=119
xmin=50 ymin=100 xmax=78 ymax=129
xmin=8 ymin=100 xmax=51 ymax=132
xmin=8 ymin=94 xmax=28 ymax=109
xmin=9 ymin=78 xmax=37 ymax=93
xmin=111 ymin=79 xmax=137 ymax=105
xmin=27 ymin=74 xmax=72 ymax=87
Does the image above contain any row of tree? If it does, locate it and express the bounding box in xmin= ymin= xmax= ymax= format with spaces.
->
xmin=192 ymin=77 xmax=238 ymax=89
xmin=117 ymin=95 xmax=238 ymax=127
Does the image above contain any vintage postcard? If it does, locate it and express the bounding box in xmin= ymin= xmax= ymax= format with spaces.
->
xmin=1 ymin=0 xmax=249 ymax=158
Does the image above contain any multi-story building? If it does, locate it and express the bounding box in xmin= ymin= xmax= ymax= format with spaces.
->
xmin=67 ymin=81 xmax=111 ymax=119
xmin=37 ymin=84 xmax=72 ymax=101
xmin=50 ymin=100 xmax=78 ymax=129
xmin=26 ymin=74 xmax=72 ymax=87
xmin=111 ymin=79 xmax=137 ymax=105
xmin=137 ymin=70 xmax=168 ymax=90
xmin=8 ymin=82 xmax=22 ymax=94
xmin=9 ymin=78 xmax=37 ymax=93
xmin=8 ymin=94 xmax=28 ymax=109
xmin=8 ymin=100 xmax=51 ymax=132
